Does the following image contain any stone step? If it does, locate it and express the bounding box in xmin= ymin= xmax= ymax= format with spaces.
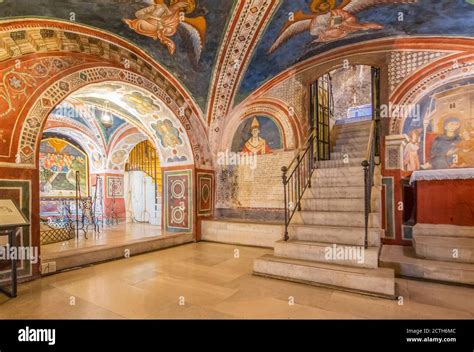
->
xmin=334 ymin=130 xmax=370 ymax=139
xmin=334 ymin=121 xmax=372 ymax=131
xmin=413 ymin=234 xmax=474 ymax=264
xmin=305 ymin=186 xmax=365 ymax=199
xmin=300 ymin=197 xmax=380 ymax=212
xmin=334 ymin=136 xmax=369 ymax=147
xmin=331 ymin=151 xmax=366 ymax=160
xmin=254 ymin=254 xmax=396 ymax=299
xmin=413 ymin=224 xmax=474 ymax=238
xmin=310 ymin=175 xmax=381 ymax=188
xmin=289 ymin=223 xmax=381 ymax=247
xmin=313 ymin=166 xmax=380 ymax=178
xmin=317 ymin=158 xmax=365 ymax=169
xmin=332 ymin=144 xmax=368 ymax=153
xmin=292 ymin=210 xmax=381 ymax=228
xmin=274 ymin=240 xmax=379 ymax=268
xmin=201 ymin=220 xmax=284 ymax=249
xmin=380 ymin=245 xmax=474 ymax=285
xmin=313 ymin=166 xmax=365 ymax=178
xmin=310 ymin=175 xmax=365 ymax=187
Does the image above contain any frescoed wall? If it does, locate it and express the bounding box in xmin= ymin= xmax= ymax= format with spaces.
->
xmin=216 ymin=113 xmax=295 ymax=217
xmin=39 ymin=139 xmax=89 ymax=198
xmin=402 ymin=79 xmax=474 ymax=171
xmin=0 ymin=0 xmax=235 ymax=110
xmin=231 ymin=116 xmax=283 ymax=154
xmin=239 ymin=0 xmax=474 ymax=101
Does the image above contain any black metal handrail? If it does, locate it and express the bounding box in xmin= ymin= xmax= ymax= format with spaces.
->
xmin=361 ymin=120 xmax=377 ymax=249
xmin=282 ymin=129 xmax=318 ymax=241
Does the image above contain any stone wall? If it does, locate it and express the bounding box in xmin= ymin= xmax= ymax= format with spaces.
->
xmin=216 ymin=151 xmax=296 ymax=211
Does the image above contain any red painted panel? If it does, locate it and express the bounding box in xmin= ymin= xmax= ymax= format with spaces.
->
xmin=417 ymin=179 xmax=474 ymax=226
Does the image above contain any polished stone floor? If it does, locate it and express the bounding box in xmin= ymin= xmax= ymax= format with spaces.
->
xmin=1 ymin=242 xmax=473 ymax=319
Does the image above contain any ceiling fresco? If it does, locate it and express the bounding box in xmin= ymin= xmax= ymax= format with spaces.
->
xmin=1 ymin=0 xmax=474 ymax=117
xmin=237 ymin=0 xmax=474 ymax=102
xmin=50 ymin=100 xmax=129 ymax=148
xmin=69 ymin=82 xmax=194 ymax=165
xmin=0 ymin=0 xmax=235 ymax=109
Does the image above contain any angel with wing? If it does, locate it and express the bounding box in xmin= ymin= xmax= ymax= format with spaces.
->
xmin=269 ymin=0 xmax=417 ymax=54
xmin=123 ymin=0 xmax=206 ymax=63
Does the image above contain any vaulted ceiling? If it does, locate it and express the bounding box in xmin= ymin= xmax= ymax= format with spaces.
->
xmin=1 ymin=0 xmax=474 ymax=122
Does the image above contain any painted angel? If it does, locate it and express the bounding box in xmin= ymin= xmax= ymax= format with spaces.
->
xmin=269 ymin=0 xmax=417 ymax=54
xmin=123 ymin=0 xmax=206 ymax=63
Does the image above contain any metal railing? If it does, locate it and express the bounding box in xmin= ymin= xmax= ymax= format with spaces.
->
xmin=282 ymin=129 xmax=318 ymax=241
xmin=361 ymin=120 xmax=378 ymax=249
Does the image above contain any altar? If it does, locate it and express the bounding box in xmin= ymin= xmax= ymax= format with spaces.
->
xmin=410 ymin=169 xmax=474 ymax=226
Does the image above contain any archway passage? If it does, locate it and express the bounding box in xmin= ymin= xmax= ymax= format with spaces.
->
xmin=125 ymin=140 xmax=163 ymax=226
xmin=329 ymin=65 xmax=373 ymax=124
xmin=36 ymin=79 xmax=198 ymax=272
xmin=0 ymin=19 xmax=215 ymax=281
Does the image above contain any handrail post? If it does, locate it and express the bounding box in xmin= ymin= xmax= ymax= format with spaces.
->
xmin=308 ymin=133 xmax=314 ymax=189
xmin=296 ymin=155 xmax=301 ymax=211
xmin=361 ymin=160 xmax=370 ymax=249
xmin=282 ymin=166 xmax=289 ymax=241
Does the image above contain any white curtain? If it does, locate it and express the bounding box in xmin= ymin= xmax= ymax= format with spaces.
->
xmin=125 ymin=171 xmax=161 ymax=226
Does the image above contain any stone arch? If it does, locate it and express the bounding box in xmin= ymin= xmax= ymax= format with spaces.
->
xmin=0 ymin=18 xmax=212 ymax=169
xmin=389 ymin=53 xmax=474 ymax=134
xmin=220 ymin=98 xmax=302 ymax=154
xmin=16 ymin=66 xmax=196 ymax=168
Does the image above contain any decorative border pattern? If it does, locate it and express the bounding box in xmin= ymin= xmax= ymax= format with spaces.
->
xmin=388 ymin=51 xmax=448 ymax=93
xmin=206 ymin=0 xmax=279 ymax=125
xmin=163 ymin=169 xmax=193 ymax=233
xmin=16 ymin=65 xmax=198 ymax=167
xmin=106 ymin=176 xmax=124 ymax=198
xmin=197 ymin=172 xmax=214 ymax=217
xmin=389 ymin=57 xmax=474 ymax=134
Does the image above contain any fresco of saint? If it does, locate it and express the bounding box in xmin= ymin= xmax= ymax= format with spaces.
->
xmin=427 ymin=117 xmax=462 ymax=170
xmin=241 ymin=118 xmax=272 ymax=155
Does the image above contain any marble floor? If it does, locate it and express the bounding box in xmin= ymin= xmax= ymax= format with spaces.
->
xmin=1 ymin=242 xmax=474 ymax=319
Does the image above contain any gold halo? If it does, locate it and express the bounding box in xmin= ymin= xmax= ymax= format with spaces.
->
xmin=170 ymin=0 xmax=196 ymax=14
xmin=309 ymin=0 xmax=336 ymax=14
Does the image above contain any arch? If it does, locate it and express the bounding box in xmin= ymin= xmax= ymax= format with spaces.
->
xmin=43 ymin=126 xmax=103 ymax=166
xmin=389 ymin=53 xmax=474 ymax=134
xmin=107 ymin=131 xmax=148 ymax=172
xmin=15 ymin=66 xmax=196 ymax=168
xmin=218 ymin=98 xmax=303 ymax=156
xmin=0 ymin=18 xmax=212 ymax=169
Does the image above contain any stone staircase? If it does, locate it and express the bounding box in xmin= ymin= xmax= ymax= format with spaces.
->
xmin=254 ymin=121 xmax=396 ymax=298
